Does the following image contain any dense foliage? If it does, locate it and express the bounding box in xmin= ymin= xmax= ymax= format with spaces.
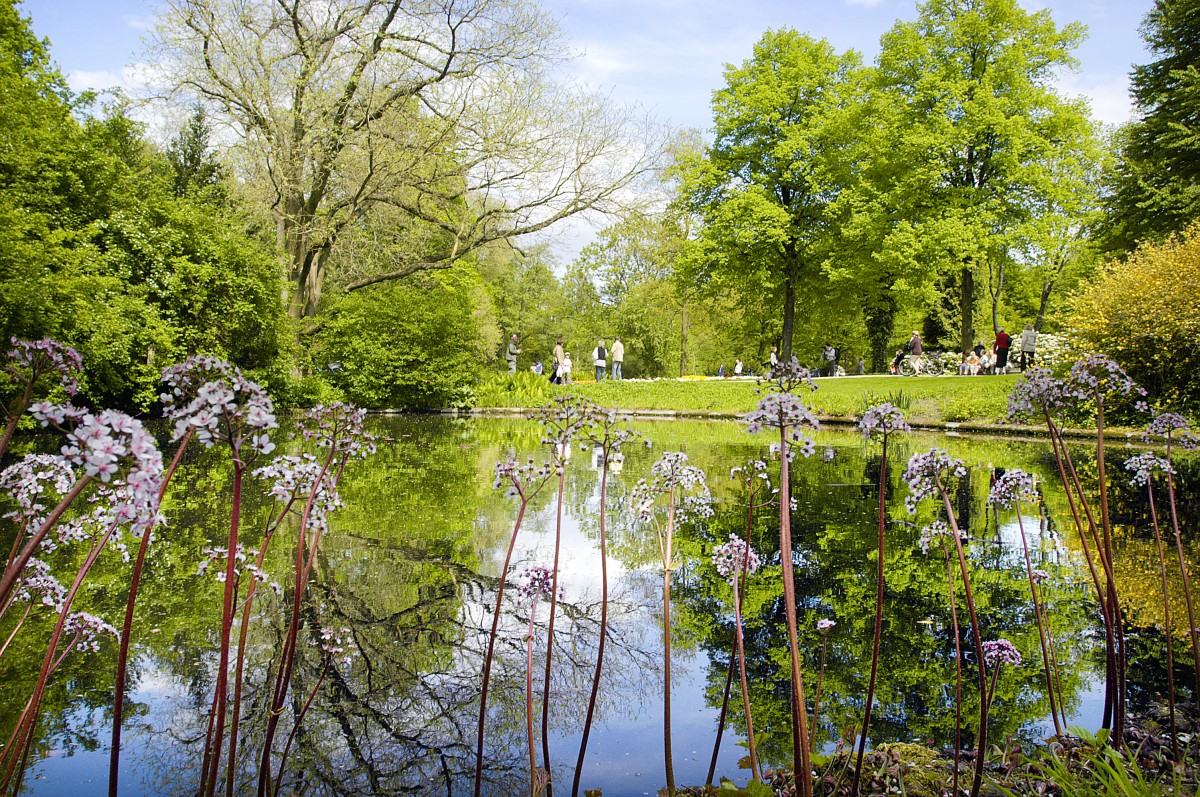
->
xmin=1068 ymin=225 xmax=1200 ymax=410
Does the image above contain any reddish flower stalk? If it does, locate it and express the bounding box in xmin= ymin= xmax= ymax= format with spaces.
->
xmin=110 ymin=428 xmax=193 ymax=797
xmin=474 ymin=458 xmax=552 ymax=797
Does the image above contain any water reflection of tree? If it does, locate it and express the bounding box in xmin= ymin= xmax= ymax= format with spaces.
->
xmin=671 ymin=449 xmax=1099 ymax=770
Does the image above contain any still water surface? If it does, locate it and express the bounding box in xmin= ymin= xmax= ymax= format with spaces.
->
xmin=6 ymin=415 xmax=1197 ymax=796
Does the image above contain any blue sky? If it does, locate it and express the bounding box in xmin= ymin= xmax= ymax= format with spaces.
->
xmin=24 ymin=0 xmax=1153 ymax=132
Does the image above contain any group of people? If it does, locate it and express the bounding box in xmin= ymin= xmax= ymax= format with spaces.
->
xmin=505 ymin=333 xmax=626 ymax=383
xmin=956 ymin=324 xmax=1039 ymax=375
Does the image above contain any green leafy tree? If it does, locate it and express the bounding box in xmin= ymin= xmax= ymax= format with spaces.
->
xmin=683 ymin=30 xmax=866 ymax=361
xmin=872 ymin=0 xmax=1093 ymax=354
xmin=1104 ymin=0 xmax=1200 ymax=253
xmin=314 ymin=266 xmax=483 ymax=408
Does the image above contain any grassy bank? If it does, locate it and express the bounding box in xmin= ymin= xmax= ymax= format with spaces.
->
xmin=474 ymin=371 xmax=1021 ymax=425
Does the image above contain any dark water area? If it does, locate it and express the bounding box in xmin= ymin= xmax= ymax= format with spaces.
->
xmin=1 ymin=415 xmax=1197 ymax=796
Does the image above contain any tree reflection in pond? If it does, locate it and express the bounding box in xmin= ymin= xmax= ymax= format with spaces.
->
xmin=2 ymin=416 xmax=1196 ymax=796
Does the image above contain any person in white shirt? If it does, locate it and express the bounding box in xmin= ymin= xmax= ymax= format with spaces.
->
xmin=1019 ymin=323 xmax=1038 ymax=371
xmin=734 ymin=358 xmax=743 ymax=376
xmin=610 ymin=336 xmax=625 ymax=380
xmin=592 ymin=340 xmax=607 ymax=382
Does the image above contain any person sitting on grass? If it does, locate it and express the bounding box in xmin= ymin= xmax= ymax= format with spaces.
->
xmin=967 ymin=350 xmax=981 ymax=375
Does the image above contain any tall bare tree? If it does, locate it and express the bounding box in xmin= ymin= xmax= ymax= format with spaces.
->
xmin=149 ymin=0 xmax=665 ymax=318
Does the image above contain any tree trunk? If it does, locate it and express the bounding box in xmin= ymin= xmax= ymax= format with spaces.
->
xmin=958 ymin=265 xmax=974 ymax=356
xmin=988 ymin=258 xmax=1004 ymax=339
xmin=781 ymin=276 xmax=796 ymax=361
xmin=864 ymin=291 xmax=897 ymax=373
xmin=678 ymin=308 xmax=689 ymax=377
xmin=1035 ymin=279 xmax=1055 ymax=332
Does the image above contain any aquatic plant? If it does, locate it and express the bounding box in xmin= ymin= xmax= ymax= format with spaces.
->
xmin=853 ymin=402 xmax=909 ymax=795
xmin=1124 ymin=451 xmax=1180 ymax=761
xmin=745 ymin=357 xmax=819 ymax=797
xmin=474 ymin=456 xmax=555 ymax=797
xmin=632 ymin=451 xmax=713 ymax=796
xmin=573 ymin=404 xmax=641 ymax=797
xmin=0 ymin=337 xmax=82 ymax=460
xmin=988 ymin=469 xmax=1066 ymax=737
xmin=905 ymin=448 xmax=988 ymax=797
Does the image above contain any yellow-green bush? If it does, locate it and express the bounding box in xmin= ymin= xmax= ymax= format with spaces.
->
xmin=1068 ymin=225 xmax=1200 ymax=410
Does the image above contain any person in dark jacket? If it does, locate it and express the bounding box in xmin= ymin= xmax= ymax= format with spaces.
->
xmin=993 ymin=328 xmax=1012 ymax=373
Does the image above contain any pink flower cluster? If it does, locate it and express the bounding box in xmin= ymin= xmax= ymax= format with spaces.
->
xmin=63 ymin=611 xmax=119 ymax=652
xmin=295 ymin=403 xmax=376 ymax=459
xmin=1124 ymin=452 xmax=1174 ymax=488
xmin=987 ymin=469 xmax=1039 ymax=509
xmin=0 ymin=454 xmax=76 ymax=530
xmin=817 ymin=618 xmax=836 ymax=632
xmin=254 ymin=454 xmax=345 ymax=537
xmin=1145 ymin=411 xmax=1200 ymax=450
xmin=14 ymin=558 xmax=66 ymax=611
xmin=711 ymin=534 xmax=761 ymax=582
xmin=196 ymin=544 xmax=278 ymax=593
xmin=903 ymin=449 xmax=967 ymax=513
xmin=858 ymin=403 xmax=911 ymax=440
xmin=315 ymin=627 xmax=355 ymax=666
xmin=160 ymin=355 xmax=276 ymax=455
xmin=515 ymin=565 xmax=555 ymax=602
xmin=917 ymin=520 xmax=952 ymax=555
xmin=982 ymin=638 xmax=1022 ymax=668
xmin=4 ymin=337 xmax=83 ymax=397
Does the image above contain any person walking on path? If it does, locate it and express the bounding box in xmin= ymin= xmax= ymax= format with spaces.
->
xmin=552 ymin=339 xmax=565 ymax=384
xmin=506 ymin=333 xmax=522 ymax=374
xmin=734 ymin=358 xmax=743 ymax=376
xmin=592 ymin=339 xmax=607 ymax=382
xmin=1019 ymin=323 xmax=1037 ymax=371
xmin=611 ymin=336 xmax=625 ymax=381
xmin=768 ymin=345 xmax=779 ymax=370
xmin=994 ymin=327 xmax=1012 ymax=373
xmin=908 ymin=330 xmax=924 ymax=374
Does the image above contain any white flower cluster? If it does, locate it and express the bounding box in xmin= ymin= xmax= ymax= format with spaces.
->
xmin=917 ymin=520 xmax=952 ymax=555
xmin=858 ymin=403 xmax=911 ymax=440
xmin=1 ymin=454 xmax=76 ymax=530
xmin=63 ymin=611 xmax=118 ymax=653
xmin=160 ymin=355 xmax=277 ymax=455
xmin=1124 ymin=452 xmax=1174 ymax=488
xmin=631 ymin=452 xmax=713 ymax=526
xmin=492 ymin=457 xmax=555 ymax=501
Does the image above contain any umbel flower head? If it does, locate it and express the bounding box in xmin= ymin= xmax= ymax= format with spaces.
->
xmin=903 ymin=449 xmax=967 ymax=514
xmin=4 ymin=337 xmax=83 ymax=396
xmin=515 ymin=566 xmax=555 ymax=602
xmin=1066 ymin=354 xmax=1148 ymax=410
xmin=817 ymin=618 xmax=836 ymax=632
xmin=631 ymin=452 xmax=713 ymax=525
xmin=982 ymin=639 xmax=1022 ymax=668
xmin=858 ymin=403 xmax=910 ymax=440
xmin=761 ymin=357 xmax=818 ymax=394
xmin=711 ymin=535 xmax=761 ymax=583
xmin=492 ymin=458 xmax=555 ymax=501
xmin=1144 ymin=411 xmax=1200 ymax=450
xmin=987 ymin=469 xmax=1039 ymax=509
xmin=160 ymin=355 xmax=277 ymax=455
xmin=917 ymin=520 xmax=953 ymax=555
xmin=1006 ymin=367 xmax=1070 ymax=424
xmin=1124 ymin=452 xmax=1174 ymax=488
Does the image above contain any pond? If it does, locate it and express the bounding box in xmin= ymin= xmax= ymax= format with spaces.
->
xmin=2 ymin=414 xmax=1197 ymax=797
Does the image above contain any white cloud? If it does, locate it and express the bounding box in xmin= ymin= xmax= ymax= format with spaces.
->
xmin=122 ymin=13 xmax=152 ymax=31
xmin=844 ymin=0 xmax=886 ymax=7
xmin=1055 ymin=70 xmax=1134 ymax=126
xmin=66 ymin=69 xmax=125 ymax=92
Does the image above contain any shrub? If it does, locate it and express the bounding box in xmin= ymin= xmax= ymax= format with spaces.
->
xmin=1068 ymin=225 xmax=1200 ymax=410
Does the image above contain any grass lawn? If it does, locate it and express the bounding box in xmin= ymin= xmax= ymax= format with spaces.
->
xmin=474 ymin=372 xmax=1022 ymax=426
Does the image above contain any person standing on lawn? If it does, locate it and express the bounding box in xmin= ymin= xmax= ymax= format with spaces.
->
xmin=1019 ymin=323 xmax=1037 ymax=370
xmin=552 ymin=339 xmax=565 ymax=384
xmin=908 ymin=330 xmax=924 ymax=374
xmin=611 ymin=336 xmax=624 ymax=381
xmin=592 ymin=339 xmax=607 ymax=382
xmin=994 ymin=327 xmax=1012 ymax=373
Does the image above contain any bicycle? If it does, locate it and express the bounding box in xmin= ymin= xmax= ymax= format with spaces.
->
xmin=898 ymin=352 xmax=946 ymax=376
